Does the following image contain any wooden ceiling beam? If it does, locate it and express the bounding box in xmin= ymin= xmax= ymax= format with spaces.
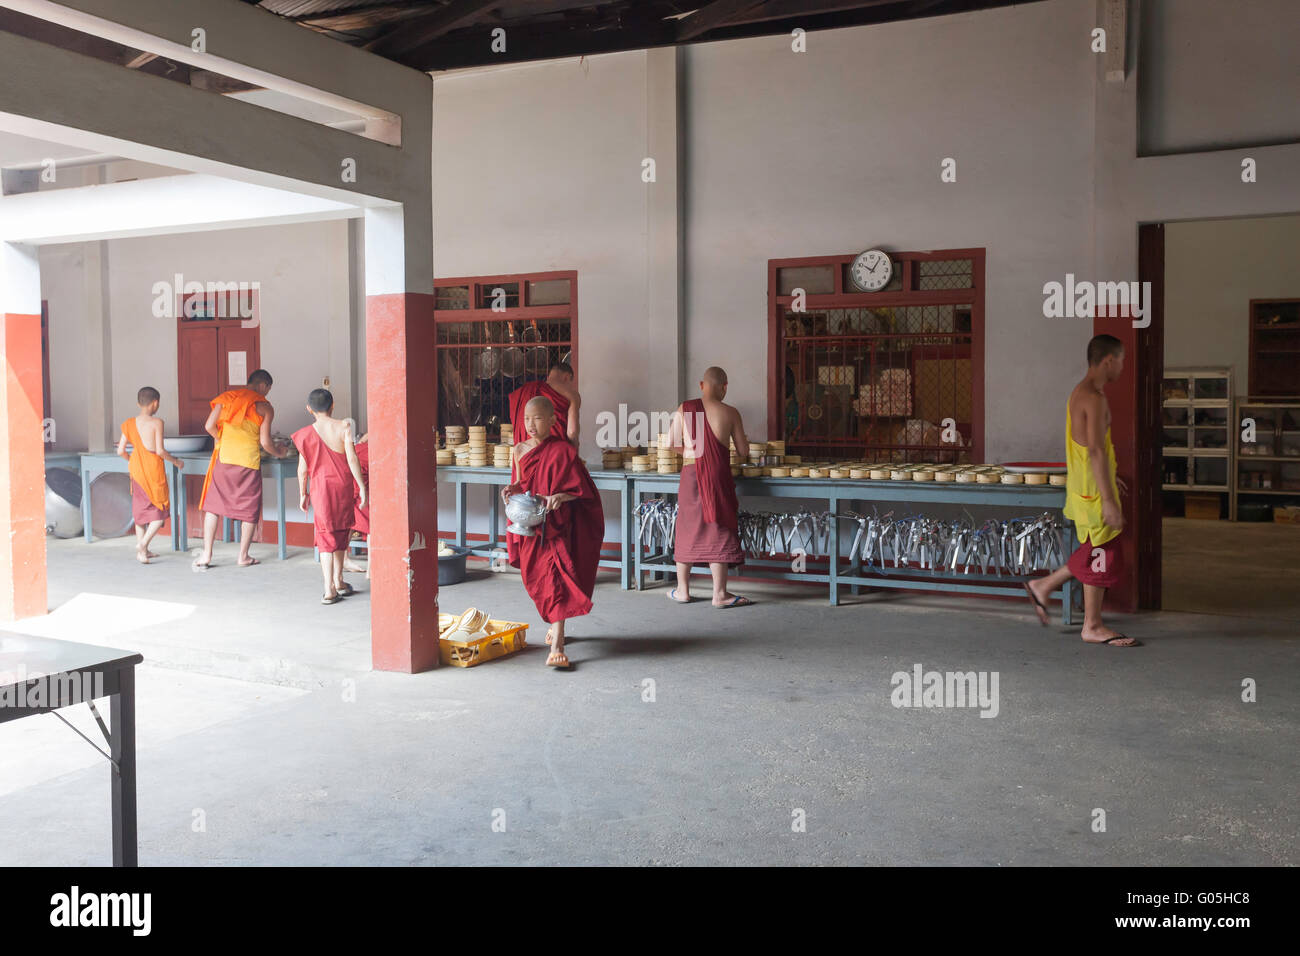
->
xmin=675 ymin=0 xmax=769 ymax=41
xmin=366 ymin=0 xmax=500 ymax=57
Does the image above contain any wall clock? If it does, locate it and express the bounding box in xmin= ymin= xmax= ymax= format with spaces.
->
xmin=850 ymin=249 xmax=892 ymax=292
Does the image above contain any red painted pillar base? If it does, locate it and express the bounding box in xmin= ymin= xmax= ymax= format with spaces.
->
xmin=366 ymin=293 xmax=440 ymax=672
xmin=0 ymin=311 xmax=47 ymax=621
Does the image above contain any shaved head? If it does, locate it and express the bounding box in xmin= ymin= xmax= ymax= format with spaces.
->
xmin=525 ymin=395 xmax=555 ymax=416
xmin=702 ymin=366 xmax=727 ymax=385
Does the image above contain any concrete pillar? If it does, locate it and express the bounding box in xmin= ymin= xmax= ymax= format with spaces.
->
xmin=645 ymin=46 xmax=685 ymax=412
xmin=0 ymin=241 xmax=47 ymax=620
xmin=82 ymin=239 xmax=114 ymax=451
xmin=364 ymin=205 xmax=439 ymax=672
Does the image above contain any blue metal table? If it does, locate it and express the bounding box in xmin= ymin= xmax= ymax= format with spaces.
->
xmin=629 ymin=473 xmax=1079 ymax=624
xmin=0 ymin=631 xmax=142 ymax=866
xmin=438 ymin=465 xmax=633 ymax=589
xmin=77 ymin=452 xmax=184 ymax=552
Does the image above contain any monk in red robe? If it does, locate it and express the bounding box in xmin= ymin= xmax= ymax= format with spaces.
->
xmin=293 ymin=389 xmax=366 ymax=604
xmin=502 ymin=395 xmax=604 ymax=668
xmin=116 ymin=386 xmax=185 ymax=564
xmin=194 ymin=368 xmax=289 ymax=570
xmin=508 ymin=361 xmax=580 ymax=446
xmin=669 ymin=366 xmax=752 ymax=608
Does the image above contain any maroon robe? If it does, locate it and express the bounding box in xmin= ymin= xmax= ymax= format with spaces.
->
xmin=673 ymin=398 xmax=743 ymax=567
xmin=506 ymin=437 xmax=605 ymax=623
xmin=292 ymin=424 xmax=357 ymax=552
xmin=352 ymin=440 xmax=370 ymax=536
xmin=508 ymin=381 xmax=571 ymax=444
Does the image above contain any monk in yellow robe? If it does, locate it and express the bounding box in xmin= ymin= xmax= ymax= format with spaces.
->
xmin=193 ymin=368 xmax=289 ymax=569
xmin=116 ymin=386 xmax=184 ymax=564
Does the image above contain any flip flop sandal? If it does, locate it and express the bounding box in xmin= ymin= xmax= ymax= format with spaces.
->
xmin=239 ymin=558 xmax=261 ymax=567
xmin=337 ymin=583 xmax=355 ymax=596
xmin=1092 ymin=634 xmax=1141 ymax=647
xmin=1023 ymin=582 xmax=1049 ymax=626
xmin=321 ymin=594 xmax=341 ymax=605
xmin=667 ymin=588 xmax=694 ymax=604
xmin=715 ymin=595 xmax=753 ymax=609
xmin=191 ymin=560 xmax=212 ymax=572
xmin=546 ymin=650 xmax=571 ymax=668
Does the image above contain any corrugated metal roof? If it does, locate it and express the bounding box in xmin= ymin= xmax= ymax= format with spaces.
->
xmin=258 ymin=0 xmax=425 ymax=19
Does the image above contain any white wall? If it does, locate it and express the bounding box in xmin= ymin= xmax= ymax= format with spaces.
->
xmin=1138 ymin=0 xmax=1300 ymax=155
xmin=1164 ymin=214 xmax=1300 ymax=387
xmin=684 ymin=0 xmax=1097 ymax=461
xmin=41 ymin=243 xmax=90 ymax=452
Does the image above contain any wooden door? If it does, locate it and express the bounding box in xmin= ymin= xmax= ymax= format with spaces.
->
xmin=217 ymin=325 xmax=261 ymax=393
xmin=178 ymin=326 xmax=219 ymax=433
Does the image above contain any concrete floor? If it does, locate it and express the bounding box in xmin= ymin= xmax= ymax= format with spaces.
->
xmin=1162 ymin=517 xmax=1300 ymax=621
xmin=0 ymin=534 xmax=1295 ymax=865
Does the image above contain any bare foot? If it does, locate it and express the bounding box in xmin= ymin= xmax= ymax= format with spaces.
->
xmin=1081 ymin=625 xmax=1139 ymax=647
xmin=545 ymin=623 xmax=557 ymax=645
xmin=238 ymin=557 xmax=260 ymax=567
xmin=546 ymin=648 xmax=571 ymax=668
xmin=136 ymin=548 xmax=150 ymax=565
xmin=146 ymin=549 xmax=160 ymax=559
xmin=343 ymin=559 xmax=366 ymax=573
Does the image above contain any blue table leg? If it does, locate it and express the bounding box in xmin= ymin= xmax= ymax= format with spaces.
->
xmin=632 ymin=488 xmax=643 ymax=590
xmin=80 ymin=463 xmax=94 ymax=544
xmin=1062 ymin=523 xmax=1079 ymax=626
xmin=620 ymin=482 xmax=630 ymax=589
xmin=828 ymin=492 xmax=840 ymax=606
xmin=456 ymin=481 xmax=467 ymax=548
xmin=168 ymin=464 xmax=180 ymax=551
xmin=488 ymin=483 xmax=499 ymax=552
xmin=222 ymin=516 xmax=231 ymax=543
xmin=277 ymin=467 xmax=287 ymax=561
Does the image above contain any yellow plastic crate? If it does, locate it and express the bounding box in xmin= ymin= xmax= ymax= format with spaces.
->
xmin=439 ymin=620 xmax=529 ymax=668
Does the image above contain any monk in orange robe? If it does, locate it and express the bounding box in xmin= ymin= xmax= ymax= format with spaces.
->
xmin=115 ymin=386 xmax=184 ymax=564
xmin=194 ymin=368 xmax=289 ymax=570
xmin=292 ymin=389 xmax=366 ymax=604
xmin=668 ymin=367 xmax=752 ymax=608
xmin=502 ymin=395 xmax=604 ymax=668
xmin=508 ymin=361 xmax=580 ymax=446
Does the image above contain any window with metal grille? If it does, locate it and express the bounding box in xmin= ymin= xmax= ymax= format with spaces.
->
xmin=767 ymin=250 xmax=984 ymax=463
xmin=434 ymin=271 xmax=577 ymax=440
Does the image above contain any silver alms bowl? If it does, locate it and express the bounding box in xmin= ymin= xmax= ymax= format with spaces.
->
xmin=505 ymin=492 xmax=547 ymax=536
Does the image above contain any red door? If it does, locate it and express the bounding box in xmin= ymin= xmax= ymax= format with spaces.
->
xmin=176 ymin=292 xmax=261 ymax=536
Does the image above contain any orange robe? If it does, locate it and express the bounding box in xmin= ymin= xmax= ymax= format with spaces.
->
xmin=121 ymin=417 xmax=169 ymax=525
xmin=200 ymin=388 xmax=265 ymax=523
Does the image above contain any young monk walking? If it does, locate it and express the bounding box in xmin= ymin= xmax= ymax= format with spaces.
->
xmin=1025 ymin=334 xmax=1139 ymax=646
xmin=502 ymin=395 xmax=604 ymax=668
xmin=668 ymin=366 xmax=751 ymax=608
xmin=194 ymin=369 xmax=288 ymax=570
xmin=292 ymin=389 xmax=365 ymax=604
xmin=116 ymin=386 xmax=184 ymax=564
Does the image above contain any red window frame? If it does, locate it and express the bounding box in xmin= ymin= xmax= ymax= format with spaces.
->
xmin=767 ymin=248 xmax=985 ymax=462
xmin=433 ymin=270 xmax=578 ymax=437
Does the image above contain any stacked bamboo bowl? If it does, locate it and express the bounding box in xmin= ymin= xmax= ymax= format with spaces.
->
xmin=600 ymin=448 xmax=624 ymax=470
xmin=465 ymin=426 xmax=488 ymax=467
xmin=499 ymin=423 xmax=513 ymax=446
xmin=493 ymin=443 xmax=511 ymax=468
xmin=443 ymin=425 xmax=467 ymax=448
xmin=655 ymin=433 xmax=682 ymax=474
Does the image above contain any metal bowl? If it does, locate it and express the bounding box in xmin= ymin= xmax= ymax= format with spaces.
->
xmin=505 ymin=493 xmax=546 ymax=536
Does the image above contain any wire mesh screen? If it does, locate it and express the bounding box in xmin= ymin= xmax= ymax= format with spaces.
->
xmin=782 ymin=301 xmax=974 ymax=463
xmin=436 ymin=317 xmax=572 ymax=438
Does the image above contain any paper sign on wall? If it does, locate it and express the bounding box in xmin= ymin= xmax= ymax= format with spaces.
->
xmin=228 ymin=351 xmax=248 ymax=386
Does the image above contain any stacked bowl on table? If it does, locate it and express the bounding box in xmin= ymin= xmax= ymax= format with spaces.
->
xmin=655 ymin=433 xmax=681 ymax=474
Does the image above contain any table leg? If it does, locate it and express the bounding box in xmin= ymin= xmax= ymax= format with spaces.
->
xmin=456 ymin=481 xmax=467 ymax=548
xmin=222 ymin=516 xmax=232 ymax=543
xmin=620 ymin=483 xmax=630 ymax=590
xmin=489 ymin=484 xmax=500 ymax=553
xmin=110 ymin=667 xmax=138 ymax=868
xmin=168 ymin=465 xmax=180 ymax=551
xmin=632 ymin=489 xmax=643 ymax=590
xmin=80 ymin=464 xmax=94 ymax=544
xmin=828 ymin=493 xmax=840 ymax=606
xmin=1062 ymin=523 xmax=1078 ymax=626
xmin=277 ymin=468 xmax=287 ymax=560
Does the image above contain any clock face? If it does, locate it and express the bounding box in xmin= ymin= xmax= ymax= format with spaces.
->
xmin=851 ymin=249 xmax=892 ymax=292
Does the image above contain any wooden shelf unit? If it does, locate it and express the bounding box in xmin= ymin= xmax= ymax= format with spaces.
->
xmin=1161 ymin=367 xmax=1233 ymax=519
xmin=1235 ymin=397 xmax=1300 ymax=517
xmin=1249 ymin=299 xmax=1300 ymax=398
